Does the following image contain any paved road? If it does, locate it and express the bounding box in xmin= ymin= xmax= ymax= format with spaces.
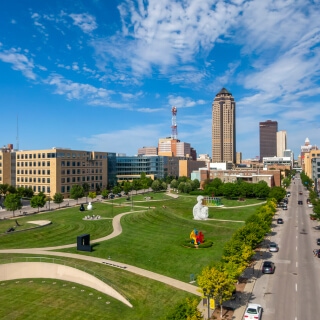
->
xmin=248 ymin=177 xmax=320 ymax=320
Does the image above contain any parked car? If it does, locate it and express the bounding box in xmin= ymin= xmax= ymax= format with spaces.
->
xmin=269 ymin=242 xmax=279 ymax=252
xmin=298 ymin=200 xmax=303 ymax=205
xmin=283 ymin=205 xmax=288 ymax=210
xmin=277 ymin=218 xmax=284 ymax=224
xmin=243 ymin=303 xmax=263 ymax=320
xmin=308 ymin=203 xmax=313 ymax=208
xmin=299 ymin=191 xmax=303 ymax=195
xmin=287 ymin=191 xmax=291 ymax=197
xmin=262 ymin=261 xmax=275 ymax=274
xmin=317 ymin=238 xmax=320 ymax=245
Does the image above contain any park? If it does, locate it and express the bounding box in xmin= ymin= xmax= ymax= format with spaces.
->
xmin=0 ymin=191 xmax=266 ymax=319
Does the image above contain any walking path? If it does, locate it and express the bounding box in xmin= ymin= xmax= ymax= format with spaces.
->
xmin=0 ymin=194 xmax=261 ymax=318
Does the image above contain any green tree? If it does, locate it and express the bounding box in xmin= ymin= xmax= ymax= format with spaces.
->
xmin=53 ymin=192 xmax=64 ymax=208
xmin=70 ymin=185 xmax=84 ymax=204
xmin=3 ymin=193 xmax=22 ymax=217
xmin=101 ymin=189 xmax=109 ymax=199
xmin=88 ymin=191 xmax=96 ymax=202
xmin=161 ymin=181 xmax=167 ymax=191
xmin=0 ymin=183 xmax=9 ymax=200
xmin=170 ymin=179 xmax=179 ymax=190
xmin=268 ymin=186 xmax=286 ymax=203
xmin=82 ymin=182 xmax=90 ymax=203
xmin=131 ymin=179 xmax=141 ymax=194
xmin=151 ymin=180 xmax=161 ymax=192
xmin=197 ymin=266 xmax=235 ymax=319
xmin=178 ymin=182 xmax=185 ymax=193
xmin=112 ymin=185 xmax=122 ymax=194
xmin=253 ymin=181 xmax=270 ymax=199
xmin=184 ymin=182 xmax=192 ymax=193
xmin=30 ymin=193 xmax=46 ymax=212
xmin=165 ymin=298 xmax=202 ymax=320
xmin=123 ymin=181 xmax=132 ymax=194
xmin=222 ymin=182 xmax=237 ymax=199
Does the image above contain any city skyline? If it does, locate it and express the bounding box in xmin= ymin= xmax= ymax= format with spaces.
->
xmin=1 ymin=1 xmax=320 ymax=159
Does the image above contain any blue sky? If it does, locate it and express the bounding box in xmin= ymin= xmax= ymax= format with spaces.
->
xmin=1 ymin=0 xmax=320 ymax=159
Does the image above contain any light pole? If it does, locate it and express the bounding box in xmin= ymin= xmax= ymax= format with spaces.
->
xmin=131 ymin=191 xmax=134 ymax=211
xmin=203 ymin=288 xmax=214 ymax=319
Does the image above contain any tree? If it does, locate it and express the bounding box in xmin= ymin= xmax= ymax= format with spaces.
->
xmin=88 ymin=191 xmax=96 ymax=202
xmin=123 ymin=181 xmax=132 ymax=194
xmin=82 ymin=182 xmax=90 ymax=203
xmin=222 ymin=182 xmax=237 ymax=199
xmin=165 ymin=298 xmax=202 ymax=320
xmin=3 ymin=193 xmax=22 ymax=217
xmin=191 ymin=179 xmax=200 ymax=191
xmin=53 ymin=193 xmax=64 ymax=208
xmin=112 ymin=185 xmax=122 ymax=194
xmin=151 ymin=180 xmax=161 ymax=192
xmin=197 ymin=266 xmax=235 ymax=318
xmin=268 ymin=186 xmax=286 ymax=203
xmin=253 ymin=181 xmax=270 ymax=199
xmin=70 ymin=185 xmax=84 ymax=204
xmin=101 ymin=189 xmax=109 ymax=199
xmin=30 ymin=192 xmax=46 ymax=212
xmin=170 ymin=179 xmax=179 ymax=190
xmin=0 ymin=183 xmax=9 ymax=200
xmin=46 ymin=196 xmax=52 ymax=211
xmin=131 ymin=179 xmax=141 ymax=194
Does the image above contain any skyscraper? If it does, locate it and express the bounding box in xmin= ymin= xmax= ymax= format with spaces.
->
xmin=259 ymin=120 xmax=278 ymax=160
xmin=212 ymin=88 xmax=236 ymax=163
xmin=276 ymin=130 xmax=287 ymax=157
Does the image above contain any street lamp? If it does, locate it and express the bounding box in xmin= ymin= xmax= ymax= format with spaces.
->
xmin=203 ymin=288 xmax=214 ymax=319
xmin=131 ymin=191 xmax=134 ymax=211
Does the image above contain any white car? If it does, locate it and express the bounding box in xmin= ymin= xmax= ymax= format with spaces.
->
xmin=308 ymin=203 xmax=313 ymax=208
xmin=243 ymin=303 xmax=263 ymax=319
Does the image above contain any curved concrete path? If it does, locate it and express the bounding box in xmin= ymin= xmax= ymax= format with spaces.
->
xmin=0 ymin=262 xmax=132 ymax=307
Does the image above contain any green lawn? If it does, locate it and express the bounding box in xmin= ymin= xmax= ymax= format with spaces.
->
xmin=0 ymin=193 xmax=264 ymax=319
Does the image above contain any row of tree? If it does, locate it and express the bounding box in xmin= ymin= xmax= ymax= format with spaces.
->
xmin=166 ymin=198 xmax=278 ymax=319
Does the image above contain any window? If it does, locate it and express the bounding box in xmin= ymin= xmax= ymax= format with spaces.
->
xmin=61 ymin=186 xmax=65 ymax=193
xmin=42 ymin=178 xmax=45 ymax=183
xmin=47 ymin=170 xmax=50 ymax=174
xmin=61 ymin=161 xmax=65 ymax=166
xmin=38 ymin=178 xmax=41 ymax=182
xmin=61 ymin=178 xmax=65 ymax=183
xmin=42 ymin=170 xmax=45 ymax=175
xmin=67 ymin=178 xmax=70 ymax=182
xmin=47 ymin=161 xmax=50 ymax=166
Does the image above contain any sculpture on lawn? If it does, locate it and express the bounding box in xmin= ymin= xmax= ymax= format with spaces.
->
xmin=193 ymin=195 xmax=208 ymax=220
xmin=79 ymin=204 xmax=85 ymax=212
xmin=87 ymin=202 xmax=93 ymax=210
xmin=190 ymin=229 xmax=204 ymax=245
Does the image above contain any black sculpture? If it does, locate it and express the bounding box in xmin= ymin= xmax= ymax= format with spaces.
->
xmin=79 ymin=204 xmax=85 ymax=212
xmin=77 ymin=234 xmax=92 ymax=252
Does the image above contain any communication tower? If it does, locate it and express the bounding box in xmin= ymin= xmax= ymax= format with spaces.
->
xmin=171 ymin=106 xmax=178 ymax=140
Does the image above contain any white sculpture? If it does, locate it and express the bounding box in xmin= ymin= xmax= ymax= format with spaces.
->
xmin=87 ymin=202 xmax=93 ymax=210
xmin=193 ymin=196 xmax=208 ymax=220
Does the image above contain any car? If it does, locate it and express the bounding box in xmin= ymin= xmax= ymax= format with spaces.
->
xmin=299 ymin=191 xmax=303 ymax=195
xmin=269 ymin=242 xmax=279 ymax=252
xmin=243 ymin=303 xmax=263 ymax=319
xmin=308 ymin=203 xmax=313 ymax=208
xmin=277 ymin=218 xmax=284 ymax=224
xmin=262 ymin=261 xmax=275 ymax=274
xmin=298 ymin=200 xmax=303 ymax=205
xmin=317 ymin=238 xmax=320 ymax=245
xmin=283 ymin=205 xmax=288 ymax=210
xmin=307 ymin=198 xmax=311 ymax=204
xmin=287 ymin=191 xmax=291 ymax=197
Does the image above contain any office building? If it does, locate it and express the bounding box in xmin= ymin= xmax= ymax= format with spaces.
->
xmin=259 ymin=120 xmax=278 ymax=160
xmin=15 ymin=148 xmax=109 ymax=198
xmin=137 ymin=146 xmax=158 ymax=156
xmin=212 ymin=88 xmax=236 ymax=163
xmin=276 ymin=130 xmax=287 ymax=157
xmin=0 ymin=144 xmax=16 ymax=186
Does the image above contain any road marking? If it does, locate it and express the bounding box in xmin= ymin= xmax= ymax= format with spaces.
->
xmin=296 ymin=262 xmax=298 ymax=268
xmin=296 ymin=246 xmax=298 ymax=251
xmin=296 ymin=283 xmax=298 ymax=292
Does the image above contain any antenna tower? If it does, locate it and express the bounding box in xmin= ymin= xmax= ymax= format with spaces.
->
xmin=171 ymin=106 xmax=178 ymax=140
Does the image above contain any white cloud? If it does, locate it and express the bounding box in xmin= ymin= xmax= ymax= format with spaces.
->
xmin=168 ymin=95 xmax=206 ymax=109
xmin=45 ymin=74 xmax=111 ymax=101
xmin=69 ymin=13 xmax=97 ymax=33
xmin=0 ymin=48 xmax=36 ymax=80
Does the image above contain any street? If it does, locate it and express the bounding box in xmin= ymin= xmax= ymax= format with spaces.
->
xmin=249 ymin=177 xmax=320 ymax=319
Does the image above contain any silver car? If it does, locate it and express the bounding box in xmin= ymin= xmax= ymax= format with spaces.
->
xmin=269 ymin=242 xmax=279 ymax=252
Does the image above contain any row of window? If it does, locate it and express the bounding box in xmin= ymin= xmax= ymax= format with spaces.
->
xmin=17 ymin=153 xmax=107 ymax=160
xmin=61 ymin=161 xmax=103 ymax=167
xmin=17 ymin=170 xmax=50 ymax=175
xmin=61 ymin=176 xmax=103 ymax=183
xmin=17 ymin=185 xmax=50 ymax=193
xmin=61 ymin=169 xmax=102 ymax=174
xmin=17 ymin=177 xmax=50 ymax=183
xmin=17 ymin=161 xmax=50 ymax=167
